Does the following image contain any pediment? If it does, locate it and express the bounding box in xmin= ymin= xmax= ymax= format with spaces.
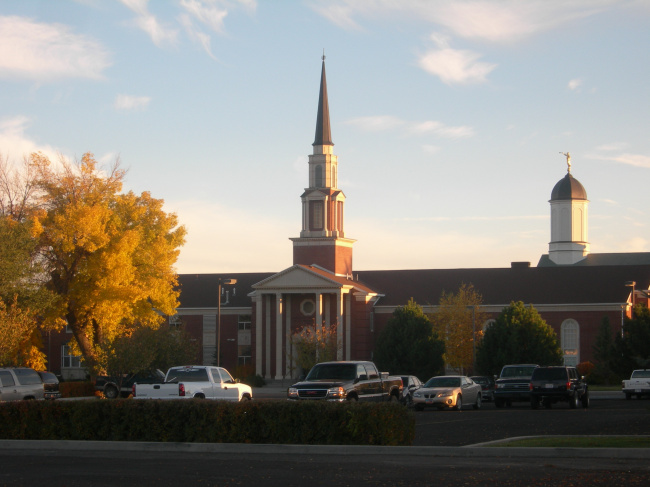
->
xmin=252 ymin=265 xmax=342 ymax=292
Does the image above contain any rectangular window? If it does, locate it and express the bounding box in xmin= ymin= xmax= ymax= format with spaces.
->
xmin=61 ymin=345 xmax=82 ymax=368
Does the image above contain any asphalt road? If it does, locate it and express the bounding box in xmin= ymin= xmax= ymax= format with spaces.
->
xmin=0 ymin=394 xmax=649 ymax=486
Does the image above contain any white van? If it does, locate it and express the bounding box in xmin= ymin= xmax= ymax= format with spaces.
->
xmin=0 ymin=367 xmax=45 ymax=401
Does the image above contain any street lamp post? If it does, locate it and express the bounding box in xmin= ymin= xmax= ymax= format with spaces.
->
xmin=217 ymin=278 xmax=237 ymax=367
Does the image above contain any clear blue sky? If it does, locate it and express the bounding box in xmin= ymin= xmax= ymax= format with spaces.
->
xmin=1 ymin=0 xmax=649 ymax=274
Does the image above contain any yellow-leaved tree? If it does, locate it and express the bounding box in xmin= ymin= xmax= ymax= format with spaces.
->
xmin=33 ymin=152 xmax=186 ymax=374
xmin=430 ymin=283 xmax=487 ymax=375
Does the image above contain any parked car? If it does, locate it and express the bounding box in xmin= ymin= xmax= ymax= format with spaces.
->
xmin=0 ymin=367 xmax=44 ymax=401
xmin=529 ymin=366 xmax=589 ymax=409
xmin=133 ymin=365 xmax=252 ymax=401
xmin=287 ymin=361 xmax=402 ymax=402
xmin=95 ymin=369 xmax=165 ymax=399
xmin=470 ymin=375 xmax=496 ymax=402
xmin=412 ymin=375 xmax=482 ymax=411
xmin=396 ymin=375 xmax=423 ymax=406
xmin=37 ymin=371 xmax=61 ymax=400
xmin=494 ymin=364 xmax=538 ymax=407
xmin=622 ymin=369 xmax=650 ymax=400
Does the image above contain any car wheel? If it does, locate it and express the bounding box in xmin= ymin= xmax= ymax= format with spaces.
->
xmin=569 ymin=393 xmax=578 ymax=409
xmin=104 ymin=385 xmax=119 ymax=399
xmin=543 ymin=398 xmax=552 ymax=409
xmin=347 ymin=394 xmax=358 ymax=402
xmin=531 ymin=397 xmax=539 ymax=409
xmin=454 ymin=395 xmax=462 ymax=411
xmin=581 ymin=392 xmax=590 ymax=408
xmin=389 ymin=393 xmax=399 ymax=403
xmin=625 ymin=393 xmax=632 ymax=400
xmin=473 ymin=393 xmax=481 ymax=410
xmin=495 ymin=398 xmax=504 ymax=408
xmin=240 ymin=393 xmax=252 ymax=401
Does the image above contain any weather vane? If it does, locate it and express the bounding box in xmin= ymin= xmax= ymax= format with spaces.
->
xmin=560 ymin=152 xmax=571 ymax=173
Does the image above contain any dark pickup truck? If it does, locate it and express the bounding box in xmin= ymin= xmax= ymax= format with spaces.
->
xmin=95 ymin=369 xmax=165 ymax=399
xmin=494 ymin=364 xmax=538 ymax=407
xmin=287 ymin=361 xmax=402 ymax=402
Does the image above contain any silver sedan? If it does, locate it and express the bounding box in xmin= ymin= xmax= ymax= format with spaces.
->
xmin=413 ymin=375 xmax=482 ymax=411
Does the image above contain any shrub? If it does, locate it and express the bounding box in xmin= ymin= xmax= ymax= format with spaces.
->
xmin=59 ymin=381 xmax=96 ymax=398
xmin=0 ymin=400 xmax=414 ymax=446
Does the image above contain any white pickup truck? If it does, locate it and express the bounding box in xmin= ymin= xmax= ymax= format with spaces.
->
xmin=622 ymin=369 xmax=650 ymax=400
xmin=132 ymin=365 xmax=253 ymax=401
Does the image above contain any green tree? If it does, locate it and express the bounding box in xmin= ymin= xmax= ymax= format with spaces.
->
xmin=612 ymin=305 xmax=650 ymax=374
xmin=430 ymin=283 xmax=487 ymax=374
xmin=31 ymin=152 xmax=186 ymax=374
xmin=374 ymin=299 xmax=445 ymax=381
xmin=100 ymin=324 xmax=199 ymax=393
xmin=476 ymin=301 xmax=563 ymax=376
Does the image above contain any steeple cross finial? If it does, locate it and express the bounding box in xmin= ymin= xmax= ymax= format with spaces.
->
xmin=560 ymin=151 xmax=571 ymax=173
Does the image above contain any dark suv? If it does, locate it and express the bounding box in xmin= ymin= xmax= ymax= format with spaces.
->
xmin=529 ymin=366 xmax=589 ymax=409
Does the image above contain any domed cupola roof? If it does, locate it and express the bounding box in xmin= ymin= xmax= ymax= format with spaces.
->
xmin=551 ymin=172 xmax=587 ymax=201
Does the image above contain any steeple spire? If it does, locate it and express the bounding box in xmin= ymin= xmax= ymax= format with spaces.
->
xmin=313 ymin=55 xmax=333 ymax=147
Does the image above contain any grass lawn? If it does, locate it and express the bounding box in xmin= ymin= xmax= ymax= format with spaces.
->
xmin=492 ymin=436 xmax=650 ymax=448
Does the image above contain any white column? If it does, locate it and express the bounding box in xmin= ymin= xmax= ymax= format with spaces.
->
xmin=345 ymin=292 xmax=352 ymax=360
xmin=265 ymin=294 xmax=271 ymax=379
xmin=275 ymin=292 xmax=284 ymax=380
xmin=336 ymin=291 xmax=343 ymax=360
xmin=255 ymin=295 xmax=263 ymax=376
xmin=316 ymin=292 xmax=322 ymax=326
xmin=285 ymin=294 xmax=292 ymax=378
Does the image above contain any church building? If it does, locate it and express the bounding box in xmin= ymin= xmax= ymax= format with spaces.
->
xmin=49 ymin=59 xmax=650 ymax=380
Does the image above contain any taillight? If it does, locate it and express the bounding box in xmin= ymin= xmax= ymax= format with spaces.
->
xmin=132 ymin=384 xmax=136 ymax=397
xmin=529 ymin=383 xmax=533 ymax=391
xmin=566 ymin=382 xmax=571 ymax=390
xmin=179 ymin=383 xmax=185 ymax=397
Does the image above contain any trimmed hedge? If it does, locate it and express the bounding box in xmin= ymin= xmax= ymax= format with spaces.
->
xmin=59 ymin=381 xmax=96 ymax=398
xmin=0 ymin=399 xmax=414 ymax=446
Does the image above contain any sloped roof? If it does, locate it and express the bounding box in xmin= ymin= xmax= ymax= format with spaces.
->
xmin=353 ymin=264 xmax=650 ymax=307
xmin=177 ymin=272 xmax=273 ymax=308
xmin=176 ymin=265 xmax=650 ymax=310
xmin=538 ymin=253 xmax=650 ymax=267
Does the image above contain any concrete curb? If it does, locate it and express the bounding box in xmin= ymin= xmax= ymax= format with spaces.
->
xmin=2 ymin=439 xmax=649 ymax=459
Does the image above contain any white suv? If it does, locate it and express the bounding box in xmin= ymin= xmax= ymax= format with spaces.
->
xmin=0 ymin=367 xmax=45 ymax=401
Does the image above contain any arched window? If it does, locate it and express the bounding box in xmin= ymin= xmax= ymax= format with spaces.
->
xmin=482 ymin=319 xmax=496 ymax=332
xmin=561 ymin=319 xmax=580 ymax=366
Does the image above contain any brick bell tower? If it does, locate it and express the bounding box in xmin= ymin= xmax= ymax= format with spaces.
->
xmin=290 ymin=56 xmax=355 ymax=277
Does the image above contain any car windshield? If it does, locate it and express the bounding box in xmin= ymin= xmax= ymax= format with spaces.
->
xmin=500 ymin=366 xmax=537 ymax=378
xmin=532 ymin=368 xmax=567 ymax=380
xmin=472 ymin=377 xmax=488 ymax=385
xmin=305 ymin=364 xmax=357 ymax=381
xmin=424 ymin=377 xmax=461 ymax=388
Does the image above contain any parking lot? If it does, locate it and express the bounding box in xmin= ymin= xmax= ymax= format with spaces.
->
xmin=413 ymin=394 xmax=650 ymax=446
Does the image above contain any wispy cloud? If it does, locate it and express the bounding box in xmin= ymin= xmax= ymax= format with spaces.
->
xmin=568 ymin=78 xmax=583 ymax=91
xmin=0 ymin=16 xmax=111 ymax=80
xmin=0 ymin=116 xmax=60 ymax=162
xmin=590 ymin=151 xmax=650 ymax=169
xmin=120 ymin=0 xmax=179 ymax=47
xmin=345 ymin=115 xmax=474 ymax=139
xmin=311 ymin=0 xmax=608 ymax=42
xmin=114 ymin=94 xmax=152 ymax=111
